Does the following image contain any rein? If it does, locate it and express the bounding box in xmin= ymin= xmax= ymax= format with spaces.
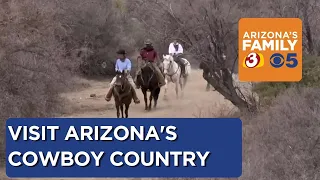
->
xmin=114 ymin=76 xmax=132 ymax=101
xmin=164 ymin=59 xmax=180 ymax=81
xmin=139 ymin=63 xmax=155 ymax=87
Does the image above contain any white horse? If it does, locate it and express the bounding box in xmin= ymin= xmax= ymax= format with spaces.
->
xmin=162 ymin=54 xmax=191 ymax=99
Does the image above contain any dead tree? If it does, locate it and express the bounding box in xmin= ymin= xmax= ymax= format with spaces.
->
xmin=132 ymin=0 xmax=258 ymax=112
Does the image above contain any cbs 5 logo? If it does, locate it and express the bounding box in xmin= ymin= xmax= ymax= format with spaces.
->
xmin=270 ymin=53 xmax=298 ymax=68
xmin=243 ymin=52 xmax=264 ymax=68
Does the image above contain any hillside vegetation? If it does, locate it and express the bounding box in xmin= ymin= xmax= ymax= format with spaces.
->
xmin=1 ymin=0 xmax=320 ymax=179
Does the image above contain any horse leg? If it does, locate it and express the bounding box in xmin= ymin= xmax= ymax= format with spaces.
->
xmin=125 ymin=103 xmax=129 ymax=118
xmin=120 ymin=104 xmax=124 ymax=118
xmin=163 ymin=78 xmax=168 ymax=100
xmin=153 ymin=96 xmax=157 ymax=108
xmin=183 ymin=76 xmax=188 ymax=96
xmin=116 ymin=103 xmax=120 ymax=118
xmin=148 ymin=91 xmax=153 ymax=110
xmin=183 ymin=76 xmax=188 ymax=88
xmin=175 ymin=81 xmax=179 ymax=99
xmin=179 ymin=77 xmax=184 ymax=98
xmin=143 ymin=90 xmax=148 ymax=111
xmin=153 ymin=88 xmax=160 ymax=108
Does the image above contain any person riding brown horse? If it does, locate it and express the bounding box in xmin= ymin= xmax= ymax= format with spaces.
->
xmin=134 ymin=39 xmax=166 ymax=88
xmin=105 ymin=49 xmax=140 ymax=104
xmin=112 ymin=70 xmax=134 ymax=118
xmin=136 ymin=58 xmax=161 ymax=111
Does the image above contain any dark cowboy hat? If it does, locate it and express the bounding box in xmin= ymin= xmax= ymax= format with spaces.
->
xmin=116 ymin=49 xmax=126 ymax=55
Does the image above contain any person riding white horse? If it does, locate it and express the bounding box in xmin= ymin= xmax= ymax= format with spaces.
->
xmin=168 ymin=40 xmax=186 ymax=77
xmin=162 ymin=54 xmax=191 ymax=99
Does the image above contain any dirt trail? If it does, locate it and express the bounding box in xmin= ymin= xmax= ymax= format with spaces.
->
xmin=1 ymin=69 xmax=235 ymax=180
xmin=61 ymin=69 xmax=235 ymax=118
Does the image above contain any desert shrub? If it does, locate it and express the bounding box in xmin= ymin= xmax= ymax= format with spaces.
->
xmin=193 ymin=87 xmax=320 ymax=180
xmin=196 ymin=87 xmax=320 ymax=179
xmin=241 ymin=87 xmax=320 ymax=180
xmin=0 ymin=0 xmax=79 ymax=165
xmin=193 ymin=102 xmax=239 ymax=118
xmin=253 ymin=55 xmax=320 ymax=103
xmin=0 ymin=0 xmax=148 ymax=165
xmin=56 ymin=0 xmax=146 ymax=77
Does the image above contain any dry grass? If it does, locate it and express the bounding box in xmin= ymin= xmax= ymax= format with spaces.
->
xmin=1 ymin=0 xmax=320 ymax=179
xmin=240 ymin=87 xmax=320 ymax=180
xmin=190 ymin=87 xmax=320 ymax=180
xmin=0 ymin=0 xmax=80 ymax=164
xmin=0 ymin=0 xmax=143 ymax=165
xmin=193 ymin=102 xmax=239 ymax=118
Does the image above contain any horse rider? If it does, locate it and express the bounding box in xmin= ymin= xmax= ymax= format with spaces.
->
xmin=135 ymin=39 xmax=166 ymax=88
xmin=105 ymin=49 xmax=140 ymax=104
xmin=168 ymin=39 xmax=186 ymax=76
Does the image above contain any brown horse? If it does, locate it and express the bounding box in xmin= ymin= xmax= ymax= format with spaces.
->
xmin=136 ymin=61 xmax=161 ymax=111
xmin=113 ymin=70 xmax=133 ymax=118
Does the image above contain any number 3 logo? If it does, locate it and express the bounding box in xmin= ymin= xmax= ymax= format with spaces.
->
xmin=243 ymin=52 xmax=264 ymax=68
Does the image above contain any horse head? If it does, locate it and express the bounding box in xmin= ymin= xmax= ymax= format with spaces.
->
xmin=114 ymin=70 xmax=129 ymax=91
xmin=140 ymin=60 xmax=154 ymax=74
xmin=139 ymin=61 xmax=156 ymax=88
xmin=162 ymin=54 xmax=174 ymax=75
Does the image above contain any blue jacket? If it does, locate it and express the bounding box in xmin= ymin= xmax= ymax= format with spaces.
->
xmin=115 ymin=58 xmax=131 ymax=72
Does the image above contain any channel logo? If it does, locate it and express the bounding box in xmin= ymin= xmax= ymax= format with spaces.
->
xmin=242 ymin=52 xmax=264 ymax=68
xmin=238 ymin=18 xmax=302 ymax=82
xmin=270 ymin=53 xmax=298 ymax=68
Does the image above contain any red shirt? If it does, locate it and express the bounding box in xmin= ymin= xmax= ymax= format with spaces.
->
xmin=140 ymin=48 xmax=157 ymax=62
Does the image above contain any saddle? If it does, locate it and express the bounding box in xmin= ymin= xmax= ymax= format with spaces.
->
xmin=136 ymin=61 xmax=152 ymax=84
xmin=140 ymin=61 xmax=153 ymax=69
xmin=139 ymin=60 xmax=163 ymax=74
xmin=173 ymin=55 xmax=186 ymax=76
xmin=136 ymin=60 xmax=163 ymax=90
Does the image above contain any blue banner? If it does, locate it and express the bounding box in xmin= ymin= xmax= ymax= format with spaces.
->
xmin=6 ymin=118 xmax=242 ymax=178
